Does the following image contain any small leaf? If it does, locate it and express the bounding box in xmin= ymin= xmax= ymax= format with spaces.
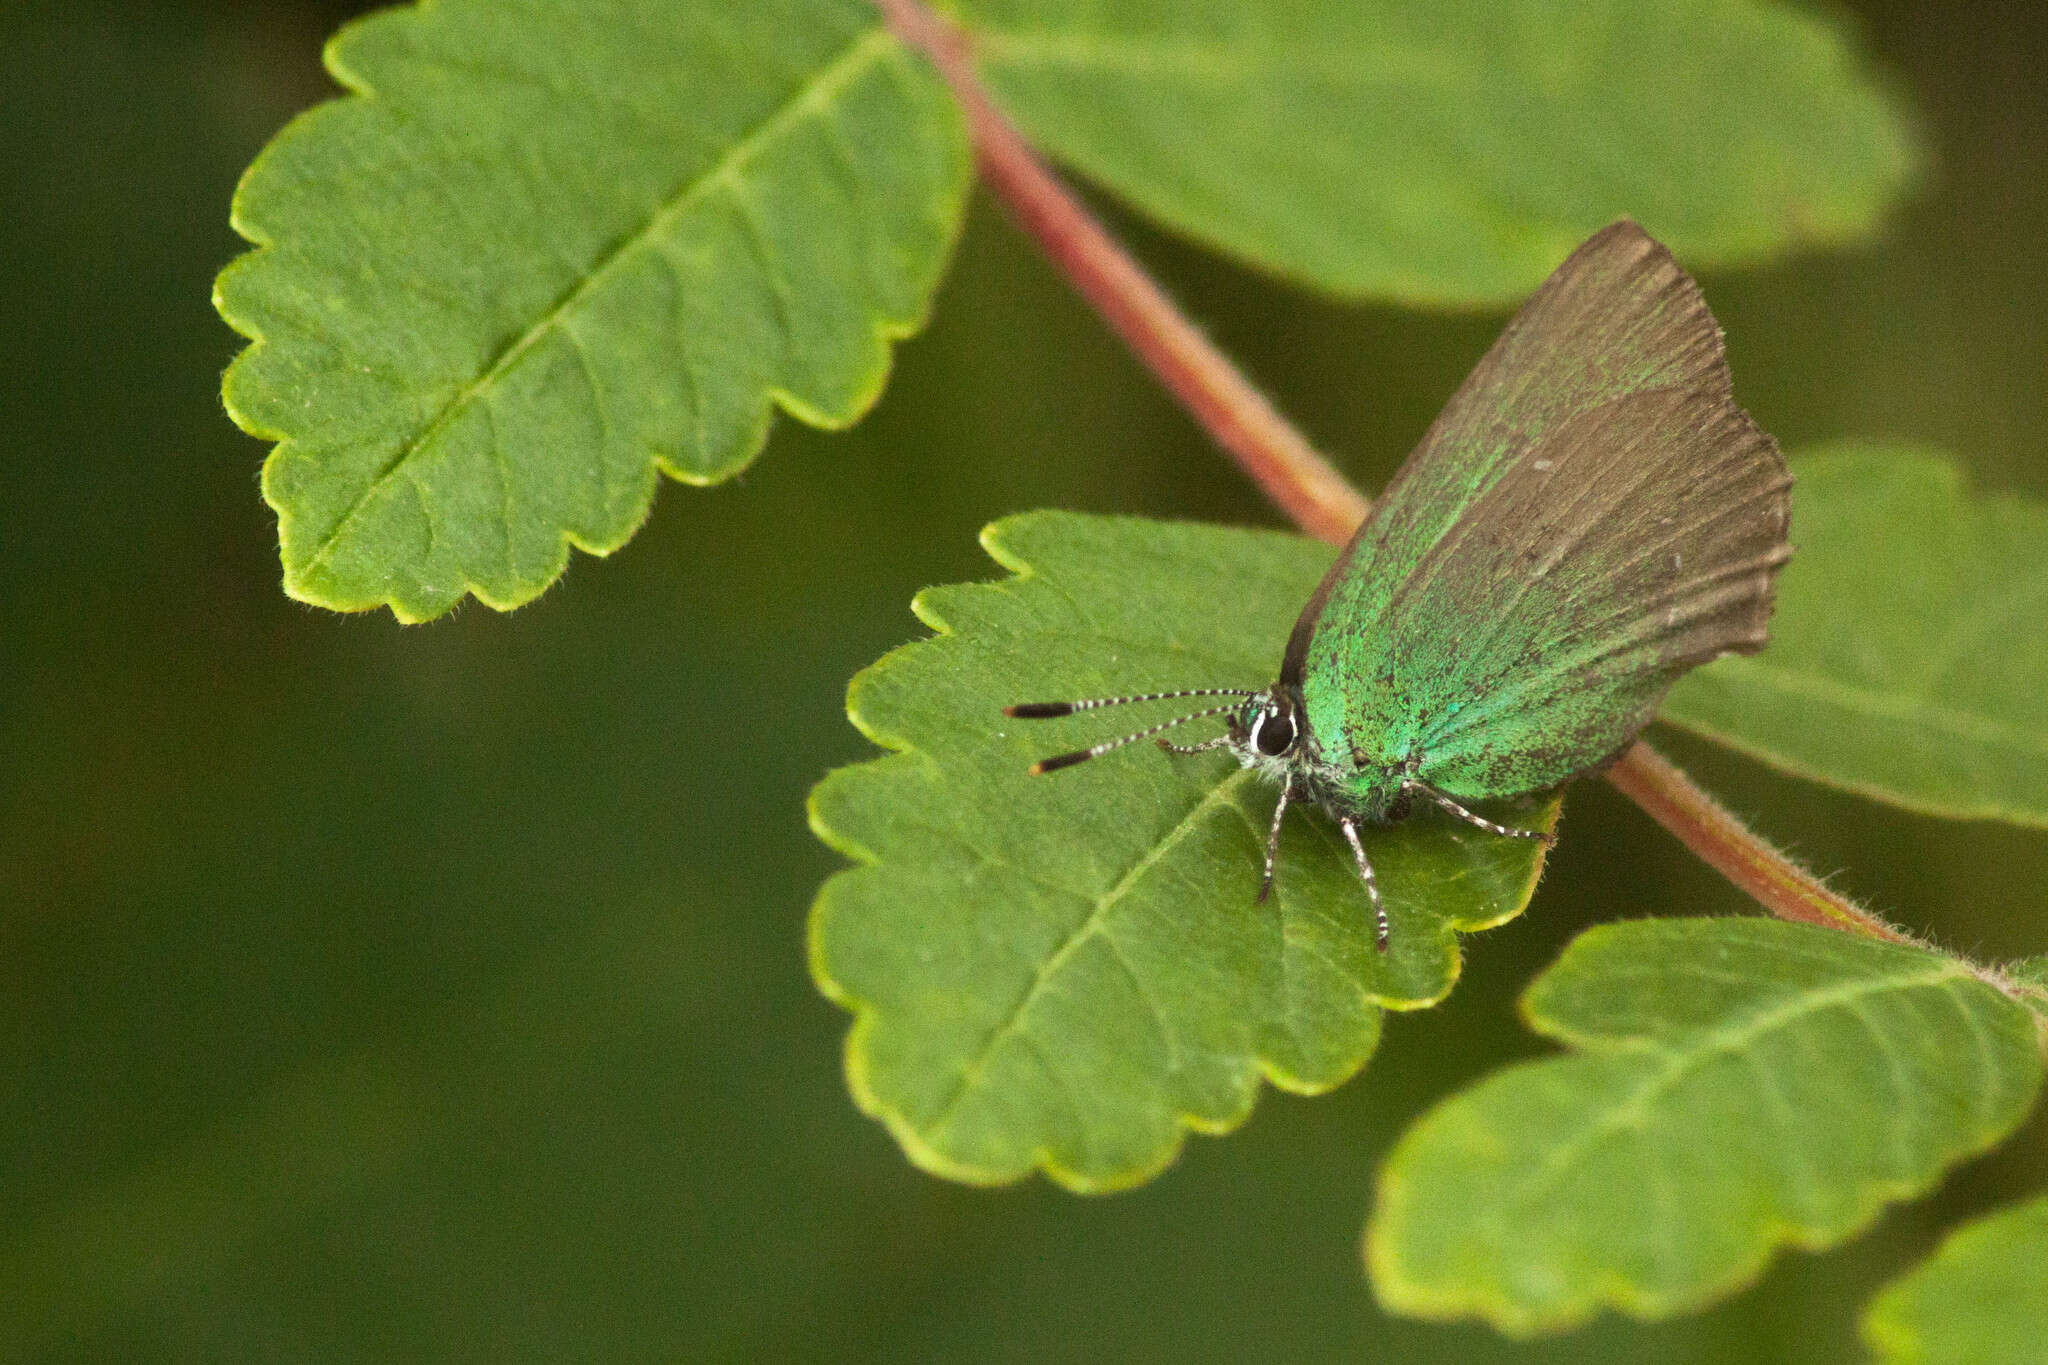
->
xmin=1664 ymin=446 xmax=2048 ymax=826
xmin=217 ymin=0 xmax=970 ymax=620
xmin=1861 ymin=1194 xmax=2048 ymax=1365
xmin=1368 ymin=918 xmax=2044 ymax=1335
xmin=810 ymin=513 xmax=1555 ymax=1191
xmin=946 ymin=0 xmax=1920 ymax=304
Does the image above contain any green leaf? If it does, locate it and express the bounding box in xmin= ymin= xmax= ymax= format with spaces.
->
xmin=1664 ymin=446 xmax=2048 ymax=826
xmin=1861 ymin=1194 xmax=2048 ymax=1365
xmin=1368 ymin=918 xmax=2044 ymax=1335
xmin=809 ymin=512 xmax=1555 ymax=1191
xmin=216 ymin=0 xmax=970 ymax=621
xmin=946 ymin=0 xmax=1920 ymax=305
xmin=2008 ymin=956 xmax=2048 ymax=1025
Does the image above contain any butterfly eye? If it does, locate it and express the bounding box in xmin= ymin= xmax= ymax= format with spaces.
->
xmin=1254 ymin=710 xmax=1295 ymax=757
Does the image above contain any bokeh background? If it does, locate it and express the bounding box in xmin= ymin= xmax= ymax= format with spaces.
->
xmin=4 ymin=0 xmax=2046 ymax=1359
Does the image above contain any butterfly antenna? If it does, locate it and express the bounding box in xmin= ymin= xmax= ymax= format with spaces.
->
xmin=1003 ymin=688 xmax=1255 ymax=719
xmin=1023 ymin=703 xmax=1242 ymax=775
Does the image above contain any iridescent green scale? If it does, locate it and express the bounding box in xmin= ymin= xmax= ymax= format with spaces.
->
xmin=1283 ymin=220 xmax=1791 ymax=821
xmin=1009 ymin=221 xmax=1792 ymax=951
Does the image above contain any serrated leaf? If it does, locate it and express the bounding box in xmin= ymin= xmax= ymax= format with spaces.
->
xmin=946 ymin=0 xmax=1920 ymax=305
xmin=216 ymin=0 xmax=969 ymax=621
xmin=809 ymin=512 xmax=1555 ymax=1191
xmin=1664 ymin=446 xmax=2048 ymax=826
xmin=1861 ymin=1194 xmax=2048 ymax=1365
xmin=1368 ymin=918 xmax=2044 ymax=1336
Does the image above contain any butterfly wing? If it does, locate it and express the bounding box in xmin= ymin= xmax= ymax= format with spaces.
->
xmin=1288 ymin=221 xmax=1791 ymax=801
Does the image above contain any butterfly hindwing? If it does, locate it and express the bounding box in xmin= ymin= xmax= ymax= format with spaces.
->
xmin=1290 ymin=221 xmax=1791 ymax=800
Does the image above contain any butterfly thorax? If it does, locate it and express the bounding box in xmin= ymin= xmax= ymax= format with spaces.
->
xmin=1229 ymin=686 xmax=1408 ymax=823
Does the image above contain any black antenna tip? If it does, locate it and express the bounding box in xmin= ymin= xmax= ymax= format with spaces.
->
xmin=1005 ymin=702 xmax=1073 ymax=719
xmin=1027 ymin=750 xmax=1092 ymax=775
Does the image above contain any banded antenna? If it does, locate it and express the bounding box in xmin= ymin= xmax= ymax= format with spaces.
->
xmin=1002 ymin=688 xmax=1256 ymax=719
xmin=1003 ymin=688 xmax=1256 ymax=775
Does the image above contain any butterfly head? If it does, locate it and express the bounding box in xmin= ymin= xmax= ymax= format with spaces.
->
xmin=1225 ymin=685 xmax=1308 ymax=780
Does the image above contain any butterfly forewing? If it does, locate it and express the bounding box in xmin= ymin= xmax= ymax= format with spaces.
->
xmin=1292 ymin=221 xmax=1791 ymax=801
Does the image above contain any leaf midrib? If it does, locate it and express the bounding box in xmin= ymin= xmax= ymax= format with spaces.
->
xmin=300 ymin=24 xmax=900 ymax=575
xmin=924 ymin=768 xmax=1260 ymax=1138
xmin=1694 ymin=655 xmax=2048 ymax=761
xmin=971 ymin=27 xmax=1469 ymax=90
xmin=1506 ymin=962 xmax=1976 ymax=1214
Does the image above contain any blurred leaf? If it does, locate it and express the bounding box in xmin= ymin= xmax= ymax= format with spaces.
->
xmin=1861 ymin=1194 xmax=2048 ymax=1365
xmin=2010 ymin=956 xmax=2048 ymax=1024
xmin=216 ymin=0 xmax=969 ymax=621
xmin=809 ymin=512 xmax=1555 ymax=1191
xmin=946 ymin=0 xmax=1920 ymax=305
xmin=1664 ymin=446 xmax=2048 ymax=826
xmin=1368 ymin=918 xmax=2044 ymax=1335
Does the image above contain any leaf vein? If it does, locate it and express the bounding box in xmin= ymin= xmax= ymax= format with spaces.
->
xmin=299 ymin=24 xmax=898 ymax=576
xmin=925 ymin=770 xmax=1258 ymax=1139
xmin=1510 ymin=964 xmax=1970 ymax=1212
xmin=1699 ymin=657 xmax=2048 ymax=760
xmin=1098 ymin=926 xmax=1181 ymax=1075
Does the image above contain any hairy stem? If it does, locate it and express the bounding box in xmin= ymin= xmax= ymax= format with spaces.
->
xmin=1603 ymin=742 xmax=1916 ymax=944
xmin=878 ymin=0 xmax=1912 ymax=947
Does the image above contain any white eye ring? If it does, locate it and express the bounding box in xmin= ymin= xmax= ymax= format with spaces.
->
xmin=1248 ymin=705 xmax=1295 ymax=758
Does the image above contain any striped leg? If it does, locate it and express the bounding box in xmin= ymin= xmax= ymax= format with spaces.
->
xmin=1338 ymin=817 xmax=1390 ymax=953
xmin=1157 ymin=735 xmax=1235 ymax=757
xmin=1254 ymin=782 xmax=1292 ymax=903
xmin=1404 ymin=781 xmax=1555 ymax=847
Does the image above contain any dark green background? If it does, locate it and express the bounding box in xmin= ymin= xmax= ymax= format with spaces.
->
xmin=4 ymin=1 xmax=2044 ymax=1359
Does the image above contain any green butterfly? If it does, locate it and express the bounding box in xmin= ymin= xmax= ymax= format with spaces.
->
xmin=1008 ymin=222 xmax=1792 ymax=950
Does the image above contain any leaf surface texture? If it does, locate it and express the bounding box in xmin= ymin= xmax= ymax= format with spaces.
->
xmin=218 ymin=0 xmax=969 ymax=618
xmin=811 ymin=513 xmax=1555 ymax=1189
xmin=1369 ymin=918 xmax=2044 ymax=1333
xmin=1666 ymin=446 xmax=2048 ymax=826
xmin=952 ymin=0 xmax=1920 ymax=303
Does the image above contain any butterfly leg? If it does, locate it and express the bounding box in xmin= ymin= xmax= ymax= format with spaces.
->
xmin=1255 ymin=781 xmax=1293 ymax=903
xmin=1404 ymin=781 xmax=1555 ymax=848
xmin=1157 ymin=735 xmax=1235 ymax=757
xmin=1338 ymin=817 xmax=1390 ymax=953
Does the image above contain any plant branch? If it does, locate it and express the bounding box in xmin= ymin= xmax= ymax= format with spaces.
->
xmin=877 ymin=0 xmax=1915 ymax=948
xmin=874 ymin=0 xmax=1368 ymax=544
xmin=1603 ymin=742 xmax=1915 ymax=944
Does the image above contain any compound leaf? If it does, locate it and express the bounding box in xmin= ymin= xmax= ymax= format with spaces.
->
xmin=1665 ymin=446 xmax=2048 ymax=826
xmin=1862 ymin=1194 xmax=2048 ymax=1365
xmin=810 ymin=513 xmax=1555 ymax=1191
xmin=1369 ymin=918 xmax=2043 ymax=1335
xmin=947 ymin=0 xmax=1920 ymax=304
xmin=217 ymin=0 xmax=969 ymax=620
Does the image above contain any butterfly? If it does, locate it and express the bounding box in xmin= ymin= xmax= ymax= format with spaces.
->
xmin=1007 ymin=221 xmax=1792 ymax=951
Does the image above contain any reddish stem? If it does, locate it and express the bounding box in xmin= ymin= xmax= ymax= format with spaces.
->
xmin=877 ymin=0 xmax=1911 ymax=946
xmin=875 ymin=0 xmax=1368 ymax=544
xmin=1604 ymin=743 xmax=1916 ymax=944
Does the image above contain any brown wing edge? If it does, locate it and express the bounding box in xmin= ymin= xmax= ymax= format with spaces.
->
xmin=1280 ymin=218 xmax=1740 ymax=688
xmin=1673 ymin=402 xmax=1793 ymax=664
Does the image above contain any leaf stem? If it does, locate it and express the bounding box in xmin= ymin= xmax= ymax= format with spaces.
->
xmin=876 ymin=0 xmax=1917 ymax=949
xmin=873 ymin=0 xmax=1368 ymax=544
xmin=1603 ymin=741 xmax=1916 ymax=943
